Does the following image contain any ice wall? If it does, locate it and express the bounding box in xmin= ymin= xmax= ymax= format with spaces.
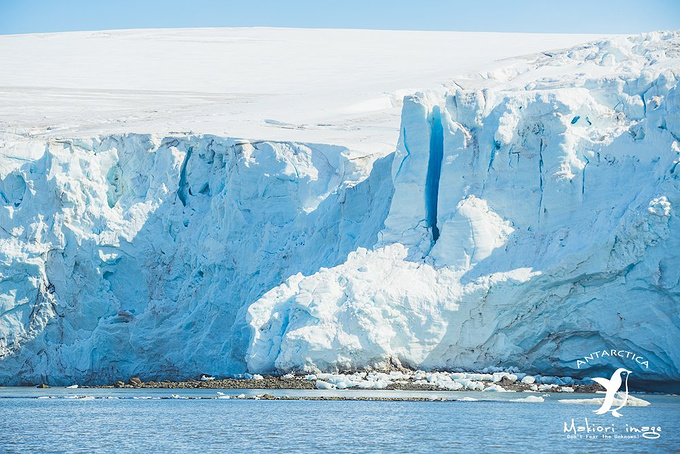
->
xmin=1 ymin=31 xmax=679 ymax=386
xmin=247 ymin=32 xmax=680 ymax=384
xmin=0 ymin=134 xmax=393 ymax=384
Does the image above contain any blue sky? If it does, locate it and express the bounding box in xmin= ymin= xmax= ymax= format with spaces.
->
xmin=0 ymin=0 xmax=678 ymax=35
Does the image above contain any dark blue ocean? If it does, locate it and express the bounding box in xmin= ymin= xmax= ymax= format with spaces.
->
xmin=0 ymin=388 xmax=678 ymax=453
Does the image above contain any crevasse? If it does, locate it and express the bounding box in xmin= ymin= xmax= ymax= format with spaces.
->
xmin=425 ymin=105 xmax=444 ymax=244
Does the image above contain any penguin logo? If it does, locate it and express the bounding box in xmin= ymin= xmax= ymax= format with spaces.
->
xmin=592 ymin=368 xmax=632 ymax=418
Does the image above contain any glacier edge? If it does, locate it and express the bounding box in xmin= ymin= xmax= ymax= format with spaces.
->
xmin=1 ymin=31 xmax=679 ymax=387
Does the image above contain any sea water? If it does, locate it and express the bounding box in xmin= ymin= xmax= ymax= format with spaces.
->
xmin=0 ymin=388 xmax=678 ymax=453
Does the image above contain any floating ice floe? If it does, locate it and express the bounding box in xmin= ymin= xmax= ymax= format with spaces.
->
xmin=510 ymin=396 xmax=545 ymax=403
xmin=558 ymin=393 xmax=650 ymax=407
xmin=315 ymin=380 xmax=336 ymax=390
xmin=538 ymin=384 xmax=558 ymax=392
xmin=483 ymin=384 xmax=512 ymax=393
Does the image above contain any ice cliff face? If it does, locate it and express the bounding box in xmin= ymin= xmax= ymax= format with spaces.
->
xmin=1 ymin=31 xmax=679 ymax=385
xmin=248 ymin=32 xmax=680 ymax=384
xmin=0 ymin=135 xmax=393 ymax=384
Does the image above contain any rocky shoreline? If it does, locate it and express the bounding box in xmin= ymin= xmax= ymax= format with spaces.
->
xmin=71 ymin=371 xmax=601 ymax=394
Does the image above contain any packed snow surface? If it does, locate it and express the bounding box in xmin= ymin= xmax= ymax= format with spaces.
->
xmin=0 ymin=28 xmax=679 ymax=385
xmin=0 ymin=28 xmax=599 ymax=155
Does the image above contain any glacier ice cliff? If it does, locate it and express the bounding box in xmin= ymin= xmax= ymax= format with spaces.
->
xmin=1 ymin=31 xmax=680 ymax=386
xmin=0 ymin=136 xmax=393 ymax=384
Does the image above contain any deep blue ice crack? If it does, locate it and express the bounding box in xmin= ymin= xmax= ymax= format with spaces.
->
xmin=426 ymin=106 xmax=444 ymax=243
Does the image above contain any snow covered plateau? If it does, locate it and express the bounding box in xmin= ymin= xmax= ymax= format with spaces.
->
xmin=0 ymin=28 xmax=679 ymax=386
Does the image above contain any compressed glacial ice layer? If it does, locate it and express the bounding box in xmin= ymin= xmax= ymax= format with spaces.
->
xmin=247 ymin=32 xmax=680 ymax=383
xmin=0 ymin=134 xmax=394 ymax=384
xmin=1 ymin=31 xmax=679 ymax=385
